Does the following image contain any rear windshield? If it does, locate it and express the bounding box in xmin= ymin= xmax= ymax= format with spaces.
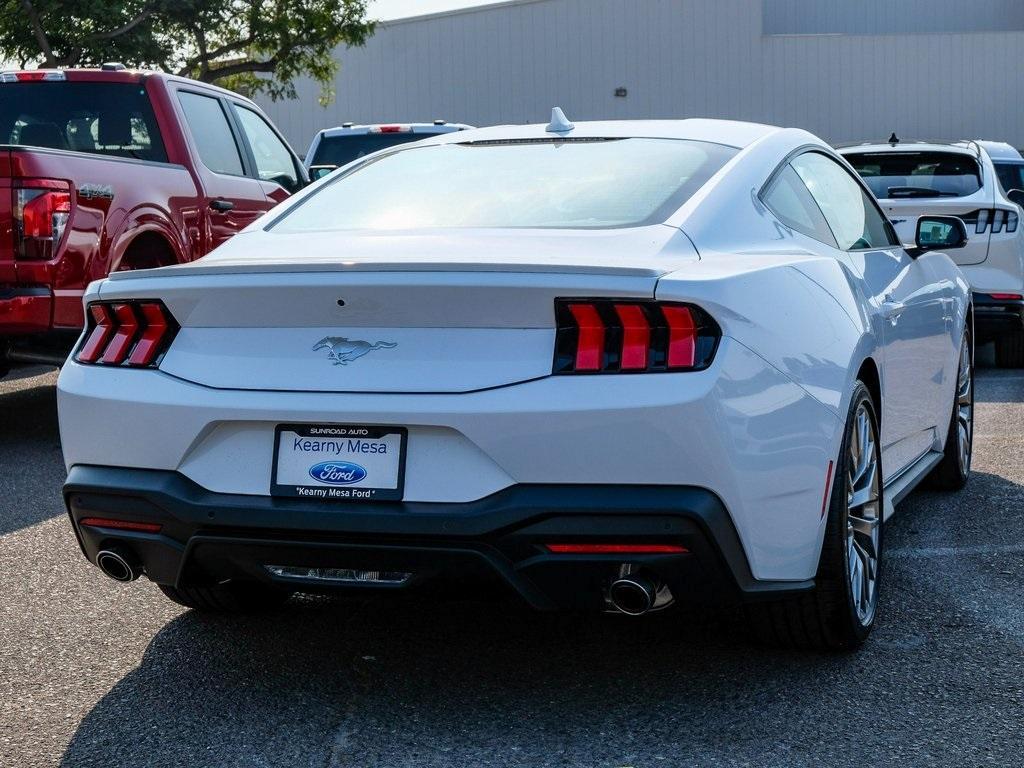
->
xmin=994 ymin=162 xmax=1024 ymax=195
xmin=310 ymin=133 xmax=438 ymax=168
xmin=844 ymin=151 xmax=982 ymax=199
xmin=0 ymin=82 xmax=167 ymax=162
xmin=275 ymin=138 xmax=737 ymax=231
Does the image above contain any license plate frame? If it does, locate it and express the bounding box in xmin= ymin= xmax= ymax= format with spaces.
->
xmin=271 ymin=424 xmax=407 ymax=501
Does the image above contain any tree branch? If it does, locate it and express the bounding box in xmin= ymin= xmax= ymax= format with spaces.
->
xmin=20 ymin=0 xmax=56 ymax=67
xmin=82 ymin=5 xmax=156 ymax=43
xmin=178 ymin=34 xmax=257 ymax=75
xmin=199 ymin=56 xmax=278 ymax=82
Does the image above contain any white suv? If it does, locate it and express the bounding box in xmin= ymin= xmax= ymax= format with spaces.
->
xmin=841 ymin=140 xmax=1024 ymax=366
xmin=304 ymin=121 xmax=473 ymax=179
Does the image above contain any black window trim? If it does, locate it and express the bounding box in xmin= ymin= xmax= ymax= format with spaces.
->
xmin=760 ymin=145 xmax=901 ymax=252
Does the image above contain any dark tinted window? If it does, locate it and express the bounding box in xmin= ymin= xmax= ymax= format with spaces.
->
xmin=311 ymin=133 xmax=436 ymax=167
xmin=792 ymin=152 xmax=898 ymax=250
xmin=994 ymin=162 xmax=1024 ymax=195
xmin=276 ymin=139 xmax=737 ymax=231
xmin=845 ymin=151 xmax=982 ymax=199
xmin=177 ymin=91 xmax=244 ymax=175
xmin=761 ymin=164 xmax=837 ymax=246
xmin=0 ymin=82 xmax=166 ymax=162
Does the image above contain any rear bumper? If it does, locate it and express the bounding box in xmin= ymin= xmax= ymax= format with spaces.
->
xmin=973 ymin=292 xmax=1024 ymax=338
xmin=64 ymin=466 xmax=813 ymax=610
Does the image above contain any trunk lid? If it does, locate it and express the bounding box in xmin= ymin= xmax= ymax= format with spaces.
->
xmin=101 ymin=226 xmax=697 ymax=393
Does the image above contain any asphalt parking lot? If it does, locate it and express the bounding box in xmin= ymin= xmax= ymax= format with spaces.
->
xmin=2 ymin=361 xmax=1024 ymax=768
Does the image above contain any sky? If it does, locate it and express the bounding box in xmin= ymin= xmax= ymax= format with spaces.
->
xmin=368 ymin=0 xmax=496 ymax=20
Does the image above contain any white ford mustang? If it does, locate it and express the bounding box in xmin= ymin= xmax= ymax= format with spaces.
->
xmin=58 ymin=111 xmax=974 ymax=650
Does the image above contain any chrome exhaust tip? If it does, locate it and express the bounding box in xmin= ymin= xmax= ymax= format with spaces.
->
xmin=609 ymin=575 xmax=658 ymax=616
xmin=96 ymin=547 xmax=141 ymax=582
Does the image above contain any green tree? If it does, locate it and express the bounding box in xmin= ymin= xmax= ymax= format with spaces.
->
xmin=2 ymin=0 xmax=375 ymax=102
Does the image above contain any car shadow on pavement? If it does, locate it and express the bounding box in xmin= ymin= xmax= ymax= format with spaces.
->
xmin=59 ymin=472 xmax=1024 ymax=768
xmin=0 ymin=379 xmax=65 ymax=535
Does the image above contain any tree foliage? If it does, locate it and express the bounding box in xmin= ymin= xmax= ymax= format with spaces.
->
xmin=1 ymin=0 xmax=375 ymax=102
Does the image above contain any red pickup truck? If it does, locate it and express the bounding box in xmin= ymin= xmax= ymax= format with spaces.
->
xmin=0 ymin=66 xmax=306 ymax=374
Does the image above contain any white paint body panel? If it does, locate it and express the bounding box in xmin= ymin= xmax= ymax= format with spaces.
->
xmin=58 ymin=118 xmax=970 ymax=584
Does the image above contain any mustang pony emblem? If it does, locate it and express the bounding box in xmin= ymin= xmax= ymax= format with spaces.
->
xmin=313 ymin=337 xmax=397 ymax=365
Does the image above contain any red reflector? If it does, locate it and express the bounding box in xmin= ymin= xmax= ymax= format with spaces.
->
xmin=77 ymin=303 xmax=116 ymax=363
xmin=126 ymin=302 xmax=170 ymax=366
xmin=545 ymin=543 xmax=688 ymax=554
xmin=989 ymin=293 xmax=1023 ymax=300
xmin=16 ymin=71 xmax=48 ymax=81
xmin=79 ymin=517 xmax=162 ymax=533
xmin=662 ymin=305 xmax=697 ymax=368
xmin=100 ymin=303 xmax=140 ymax=364
xmin=614 ymin=303 xmax=650 ymax=370
xmin=568 ymin=303 xmax=605 ymax=371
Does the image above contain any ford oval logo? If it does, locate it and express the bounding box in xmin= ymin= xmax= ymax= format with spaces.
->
xmin=309 ymin=461 xmax=367 ymax=485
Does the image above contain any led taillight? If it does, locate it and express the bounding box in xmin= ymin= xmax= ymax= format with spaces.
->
xmin=554 ymin=299 xmax=719 ymax=374
xmin=545 ymin=543 xmax=688 ymax=554
xmin=568 ymin=303 xmax=605 ymax=371
xmin=75 ymin=300 xmax=178 ymax=368
xmin=14 ymin=183 xmax=71 ymax=259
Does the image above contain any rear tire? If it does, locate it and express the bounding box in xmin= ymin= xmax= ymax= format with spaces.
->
xmin=930 ymin=327 xmax=973 ymax=490
xmin=747 ymin=381 xmax=882 ymax=651
xmin=995 ymin=331 xmax=1024 ymax=368
xmin=158 ymin=582 xmax=291 ymax=613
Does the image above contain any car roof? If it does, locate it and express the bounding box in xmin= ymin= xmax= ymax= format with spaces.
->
xmin=421 ymin=118 xmax=781 ymax=150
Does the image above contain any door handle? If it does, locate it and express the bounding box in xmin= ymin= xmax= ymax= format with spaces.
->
xmin=209 ymin=199 xmax=235 ymax=212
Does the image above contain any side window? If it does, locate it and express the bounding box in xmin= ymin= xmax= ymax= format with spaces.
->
xmin=234 ymin=106 xmax=299 ymax=192
xmin=177 ymin=91 xmax=244 ymax=176
xmin=791 ymin=152 xmax=897 ymax=250
xmin=761 ymin=164 xmax=837 ymax=247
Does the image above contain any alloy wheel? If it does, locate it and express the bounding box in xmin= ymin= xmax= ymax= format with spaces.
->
xmin=846 ymin=400 xmax=881 ymax=626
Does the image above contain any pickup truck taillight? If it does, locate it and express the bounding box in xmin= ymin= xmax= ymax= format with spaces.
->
xmin=76 ymin=300 xmax=178 ymax=367
xmin=14 ymin=181 xmax=71 ymax=260
xmin=553 ymin=299 xmax=720 ymax=374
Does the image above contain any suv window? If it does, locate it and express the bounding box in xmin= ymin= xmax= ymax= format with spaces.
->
xmin=312 ymin=133 xmax=434 ymax=168
xmin=994 ymin=162 xmax=1024 ymax=195
xmin=761 ymin=164 xmax=837 ymax=247
xmin=845 ymin=151 xmax=982 ymax=199
xmin=791 ymin=152 xmax=898 ymax=250
xmin=0 ymin=82 xmax=167 ymax=162
xmin=177 ymin=91 xmax=244 ymax=176
xmin=234 ymin=106 xmax=299 ymax=192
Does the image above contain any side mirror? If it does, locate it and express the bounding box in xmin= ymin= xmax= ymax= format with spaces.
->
xmin=1007 ymin=188 xmax=1024 ymax=208
xmin=309 ymin=165 xmax=337 ymax=181
xmin=908 ymin=215 xmax=968 ymax=257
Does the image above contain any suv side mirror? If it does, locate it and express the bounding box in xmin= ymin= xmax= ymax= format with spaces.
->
xmin=1007 ymin=188 xmax=1024 ymax=208
xmin=309 ymin=165 xmax=337 ymax=181
xmin=908 ymin=215 xmax=968 ymax=257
